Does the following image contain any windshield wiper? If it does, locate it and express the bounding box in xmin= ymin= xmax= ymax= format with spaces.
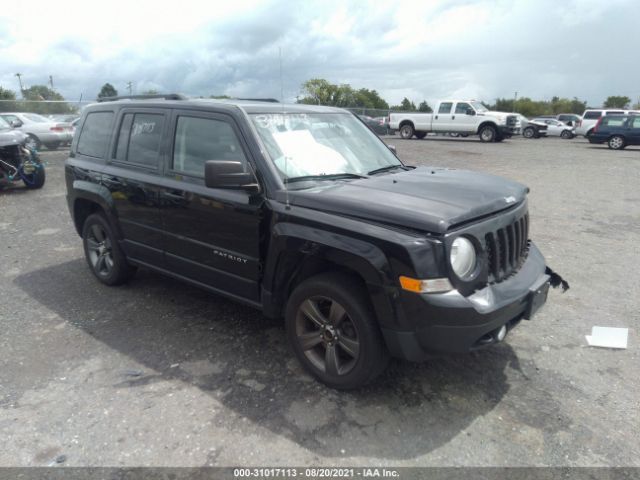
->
xmin=284 ymin=173 xmax=368 ymax=184
xmin=367 ymin=164 xmax=406 ymax=176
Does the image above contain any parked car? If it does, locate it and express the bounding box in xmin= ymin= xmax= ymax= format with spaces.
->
xmin=521 ymin=118 xmax=549 ymax=139
xmin=0 ymin=112 xmax=73 ymax=150
xmin=65 ymin=94 xmax=565 ymax=389
xmin=556 ymin=114 xmax=581 ymax=127
xmin=531 ymin=118 xmax=575 ymax=138
xmin=575 ymin=109 xmax=640 ymax=137
xmin=357 ymin=114 xmax=391 ymax=135
xmin=587 ymin=114 xmax=640 ymax=150
xmin=48 ymin=114 xmax=80 ymax=123
xmin=389 ymin=100 xmax=519 ymax=142
xmin=0 ymin=116 xmax=46 ymax=189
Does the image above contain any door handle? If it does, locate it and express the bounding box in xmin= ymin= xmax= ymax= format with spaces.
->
xmin=452 ymin=115 xmax=455 ymax=119
xmin=435 ymin=115 xmax=438 ymax=120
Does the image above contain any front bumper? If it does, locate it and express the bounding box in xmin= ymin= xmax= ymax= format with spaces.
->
xmin=382 ymin=243 xmax=549 ymax=361
xmin=498 ymin=125 xmax=519 ymax=137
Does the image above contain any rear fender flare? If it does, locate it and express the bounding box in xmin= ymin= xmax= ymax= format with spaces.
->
xmin=71 ymin=180 xmax=123 ymax=239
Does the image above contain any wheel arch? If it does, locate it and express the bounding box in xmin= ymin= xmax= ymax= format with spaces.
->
xmin=476 ymin=121 xmax=498 ymax=134
xmin=261 ymin=223 xmax=395 ymax=324
xmin=398 ymin=120 xmax=415 ymax=129
xmin=71 ymin=181 xmax=122 ymax=238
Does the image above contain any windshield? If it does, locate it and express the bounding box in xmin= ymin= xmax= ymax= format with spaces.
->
xmin=23 ymin=113 xmax=49 ymax=123
xmin=250 ymin=113 xmax=401 ymax=186
xmin=470 ymin=102 xmax=488 ymax=113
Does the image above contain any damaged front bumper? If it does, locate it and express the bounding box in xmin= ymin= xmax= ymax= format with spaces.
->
xmin=382 ymin=243 xmax=568 ymax=361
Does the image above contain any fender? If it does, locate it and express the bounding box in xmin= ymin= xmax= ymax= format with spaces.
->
xmin=70 ymin=180 xmax=123 ymax=239
xmin=476 ymin=120 xmax=498 ymax=134
xmin=261 ymin=222 xmax=398 ymax=325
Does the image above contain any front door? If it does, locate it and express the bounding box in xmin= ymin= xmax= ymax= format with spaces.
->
xmin=450 ymin=102 xmax=477 ymax=133
xmin=159 ymin=110 xmax=262 ymax=303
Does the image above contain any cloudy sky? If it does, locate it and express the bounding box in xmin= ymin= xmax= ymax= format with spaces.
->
xmin=1 ymin=0 xmax=638 ymax=107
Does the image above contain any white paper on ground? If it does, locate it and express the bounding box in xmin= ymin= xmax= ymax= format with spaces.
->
xmin=585 ymin=326 xmax=628 ymax=349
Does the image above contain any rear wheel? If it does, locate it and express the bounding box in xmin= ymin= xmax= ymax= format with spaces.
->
xmin=82 ymin=213 xmax=136 ymax=286
xmin=286 ymin=273 xmax=389 ymax=389
xmin=608 ymin=135 xmax=625 ymax=150
xmin=399 ymin=124 xmax=415 ymax=139
xmin=560 ymin=130 xmax=572 ymax=139
xmin=479 ymin=125 xmax=497 ymax=142
xmin=45 ymin=142 xmax=60 ymax=150
xmin=415 ymin=132 xmax=427 ymax=139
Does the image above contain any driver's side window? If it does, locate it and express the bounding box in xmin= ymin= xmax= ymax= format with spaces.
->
xmin=172 ymin=116 xmax=247 ymax=178
xmin=455 ymin=103 xmax=471 ymax=114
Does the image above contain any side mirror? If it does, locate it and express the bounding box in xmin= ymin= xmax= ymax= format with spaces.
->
xmin=204 ymin=160 xmax=258 ymax=192
xmin=466 ymin=109 xmax=475 ymax=116
xmin=10 ymin=120 xmax=23 ymax=128
xmin=387 ymin=144 xmax=397 ymax=155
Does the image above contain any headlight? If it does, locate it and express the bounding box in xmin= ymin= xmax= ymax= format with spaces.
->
xmin=450 ymin=237 xmax=476 ymax=279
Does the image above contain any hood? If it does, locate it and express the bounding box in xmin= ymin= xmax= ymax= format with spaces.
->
xmin=0 ymin=129 xmax=27 ymax=148
xmin=283 ymin=167 xmax=528 ymax=234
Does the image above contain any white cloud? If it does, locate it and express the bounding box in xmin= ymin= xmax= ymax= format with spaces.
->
xmin=1 ymin=0 xmax=638 ymax=106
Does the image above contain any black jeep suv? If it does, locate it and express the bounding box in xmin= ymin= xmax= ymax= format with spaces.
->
xmin=66 ymin=94 xmax=557 ymax=389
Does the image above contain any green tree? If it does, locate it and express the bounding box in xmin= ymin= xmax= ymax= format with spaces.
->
xmin=98 ymin=83 xmax=118 ymax=99
xmin=390 ymin=97 xmax=417 ymax=111
xmin=0 ymin=86 xmax=17 ymax=113
xmin=298 ymin=79 xmax=389 ymax=110
xmin=21 ymin=85 xmax=74 ymax=114
xmin=603 ymin=96 xmax=631 ymax=109
xmin=418 ymin=100 xmax=432 ymax=113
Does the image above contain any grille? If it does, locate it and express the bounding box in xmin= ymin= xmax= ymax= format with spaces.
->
xmin=484 ymin=213 xmax=529 ymax=283
xmin=506 ymin=115 xmax=518 ymax=126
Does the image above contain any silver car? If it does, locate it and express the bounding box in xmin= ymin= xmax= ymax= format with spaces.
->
xmin=0 ymin=112 xmax=73 ymax=150
xmin=531 ymin=118 xmax=575 ymax=138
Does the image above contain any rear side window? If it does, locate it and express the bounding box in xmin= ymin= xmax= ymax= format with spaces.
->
xmin=77 ymin=112 xmax=114 ymax=158
xmin=605 ymin=111 xmax=624 ymax=116
xmin=632 ymin=117 xmax=640 ymax=129
xmin=113 ymin=113 xmax=164 ymax=168
xmin=583 ymin=111 xmax=602 ymax=120
xmin=172 ymin=116 xmax=246 ymax=177
xmin=438 ymin=102 xmax=453 ymax=114
xmin=602 ymin=117 xmax=626 ymax=127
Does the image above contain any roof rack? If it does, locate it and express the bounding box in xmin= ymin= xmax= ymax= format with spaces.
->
xmin=235 ymin=98 xmax=280 ymax=103
xmin=97 ymin=93 xmax=187 ymax=102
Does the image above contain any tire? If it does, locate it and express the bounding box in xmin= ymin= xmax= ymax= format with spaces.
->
xmin=82 ymin=213 xmax=136 ymax=286
xmin=23 ymin=164 xmax=45 ymax=189
xmin=522 ymin=127 xmax=536 ymax=139
xmin=560 ymin=130 xmax=573 ymax=139
xmin=285 ymin=272 xmax=389 ymax=389
xmin=460 ymin=133 xmax=469 ymax=138
xmin=495 ymin=135 xmax=504 ymax=143
xmin=399 ymin=124 xmax=415 ymax=139
xmin=608 ymin=135 xmax=625 ymax=150
xmin=478 ymin=125 xmax=497 ymax=142
xmin=586 ymin=129 xmax=594 ymax=138
xmin=449 ymin=132 xmax=460 ymax=138
xmin=25 ymin=135 xmax=40 ymax=150
xmin=45 ymin=142 xmax=60 ymax=151
xmin=415 ymin=132 xmax=427 ymax=139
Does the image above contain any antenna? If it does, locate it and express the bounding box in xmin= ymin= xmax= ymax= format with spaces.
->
xmin=280 ymin=46 xmax=291 ymax=211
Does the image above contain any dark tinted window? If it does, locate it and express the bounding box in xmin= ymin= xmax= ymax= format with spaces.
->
xmin=173 ymin=116 xmax=246 ymax=177
xmin=583 ymin=111 xmax=602 ymax=120
xmin=113 ymin=113 xmax=164 ymax=167
xmin=438 ymin=102 xmax=453 ymax=114
xmin=455 ymin=102 xmax=472 ymax=114
xmin=77 ymin=112 xmax=114 ymax=158
xmin=605 ymin=111 xmax=624 ymax=116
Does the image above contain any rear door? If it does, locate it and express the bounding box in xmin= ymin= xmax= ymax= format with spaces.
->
xmin=433 ymin=102 xmax=453 ymax=132
xmin=628 ymin=117 xmax=640 ymax=145
xmin=159 ymin=109 xmax=262 ymax=303
xmin=102 ymin=108 xmax=169 ymax=267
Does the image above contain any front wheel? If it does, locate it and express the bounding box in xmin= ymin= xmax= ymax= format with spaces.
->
xmin=479 ymin=125 xmax=497 ymax=142
xmin=608 ymin=135 xmax=625 ymax=150
xmin=399 ymin=124 xmax=415 ymax=139
xmin=560 ymin=130 xmax=573 ymax=139
xmin=522 ymin=127 xmax=536 ymax=139
xmin=22 ymin=164 xmax=45 ymax=189
xmin=286 ymin=273 xmax=389 ymax=389
xmin=82 ymin=213 xmax=136 ymax=286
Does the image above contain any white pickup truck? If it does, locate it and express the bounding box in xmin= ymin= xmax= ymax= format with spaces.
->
xmin=389 ymin=100 xmax=520 ymax=142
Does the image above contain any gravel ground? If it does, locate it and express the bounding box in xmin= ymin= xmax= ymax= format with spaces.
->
xmin=0 ymin=136 xmax=638 ymax=467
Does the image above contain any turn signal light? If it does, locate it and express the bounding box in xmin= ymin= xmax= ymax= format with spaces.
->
xmin=399 ymin=276 xmax=453 ymax=294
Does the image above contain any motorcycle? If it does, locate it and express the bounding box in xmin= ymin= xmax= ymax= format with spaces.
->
xmin=0 ymin=122 xmax=45 ymax=190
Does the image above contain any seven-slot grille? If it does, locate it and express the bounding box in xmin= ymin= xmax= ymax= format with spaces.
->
xmin=484 ymin=213 xmax=529 ymax=283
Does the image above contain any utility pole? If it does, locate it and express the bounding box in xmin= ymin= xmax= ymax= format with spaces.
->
xmin=126 ymin=82 xmax=133 ymax=95
xmin=15 ymin=73 xmax=24 ymax=98
xmin=49 ymin=75 xmax=54 ymax=90
xmin=513 ymin=91 xmax=518 ymax=112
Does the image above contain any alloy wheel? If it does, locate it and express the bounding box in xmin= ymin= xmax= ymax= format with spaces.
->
xmin=295 ymin=296 xmax=360 ymax=376
xmin=86 ymin=224 xmax=114 ymax=276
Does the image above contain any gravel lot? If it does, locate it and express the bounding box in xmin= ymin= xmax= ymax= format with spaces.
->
xmin=1 ymin=136 xmax=638 ymax=467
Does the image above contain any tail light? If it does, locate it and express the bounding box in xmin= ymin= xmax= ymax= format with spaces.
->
xmin=50 ymin=126 xmax=64 ymax=132
xmin=577 ymin=119 xmax=582 ymax=127
xmin=593 ymin=117 xmax=603 ymax=133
